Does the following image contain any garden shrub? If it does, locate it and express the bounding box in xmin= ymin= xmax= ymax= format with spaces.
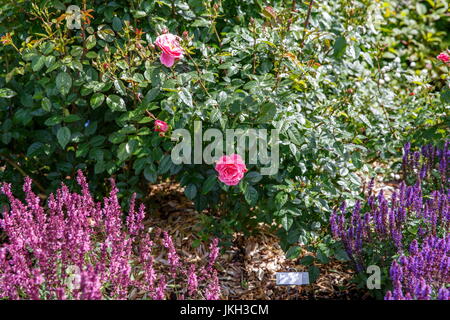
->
xmin=0 ymin=170 xmax=220 ymax=300
xmin=0 ymin=0 xmax=447 ymax=271
xmin=330 ymin=142 xmax=449 ymax=299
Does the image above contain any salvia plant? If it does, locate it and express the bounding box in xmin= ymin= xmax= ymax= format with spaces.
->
xmin=402 ymin=141 xmax=449 ymax=191
xmin=385 ymin=235 xmax=449 ymax=300
xmin=0 ymin=170 xmax=221 ymax=300
xmin=330 ymin=142 xmax=449 ymax=300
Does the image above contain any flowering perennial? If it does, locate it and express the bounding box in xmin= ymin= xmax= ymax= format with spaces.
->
xmin=402 ymin=141 xmax=449 ymax=190
xmin=331 ymin=142 xmax=449 ymax=300
xmin=0 ymin=171 xmax=220 ymax=300
xmin=385 ymin=235 xmax=449 ymax=300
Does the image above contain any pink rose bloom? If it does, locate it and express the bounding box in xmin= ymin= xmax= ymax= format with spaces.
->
xmin=154 ymin=33 xmax=184 ymax=68
xmin=215 ymin=154 xmax=247 ymax=186
xmin=154 ymin=119 xmax=168 ymax=132
xmin=436 ymin=52 xmax=450 ymax=63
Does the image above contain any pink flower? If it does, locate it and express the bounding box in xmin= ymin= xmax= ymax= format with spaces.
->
xmin=215 ymin=154 xmax=247 ymax=186
xmin=154 ymin=33 xmax=184 ymax=68
xmin=154 ymin=119 xmax=168 ymax=132
xmin=436 ymin=52 xmax=450 ymax=63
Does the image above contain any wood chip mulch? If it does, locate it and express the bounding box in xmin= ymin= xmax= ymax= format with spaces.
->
xmin=143 ymin=180 xmax=371 ymax=300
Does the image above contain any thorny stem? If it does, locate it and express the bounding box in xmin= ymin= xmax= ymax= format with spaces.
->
xmin=251 ymin=18 xmax=257 ymax=74
xmin=186 ymin=51 xmax=210 ymax=96
xmin=300 ymin=0 xmax=314 ymax=48
xmin=145 ymin=110 xmax=157 ymax=120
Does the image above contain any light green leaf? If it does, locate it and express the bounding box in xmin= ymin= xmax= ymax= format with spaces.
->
xmin=0 ymin=88 xmax=17 ymax=98
xmin=90 ymin=93 xmax=105 ymax=109
xmin=106 ymin=94 xmax=126 ymax=112
xmin=56 ymin=72 xmax=72 ymax=96
xmin=179 ymin=88 xmax=193 ymax=107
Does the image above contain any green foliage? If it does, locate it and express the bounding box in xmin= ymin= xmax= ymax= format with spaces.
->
xmin=0 ymin=0 xmax=447 ymax=261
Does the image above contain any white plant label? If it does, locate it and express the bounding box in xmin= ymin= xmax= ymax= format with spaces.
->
xmin=276 ymin=272 xmax=310 ymax=286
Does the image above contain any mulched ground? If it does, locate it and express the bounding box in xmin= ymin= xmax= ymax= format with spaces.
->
xmin=144 ymin=180 xmax=371 ymax=300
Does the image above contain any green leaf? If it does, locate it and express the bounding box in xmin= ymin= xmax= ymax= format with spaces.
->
xmin=308 ymin=265 xmax=320 ymax=283
xmin=90 ymin=93 xmax=105 ymax=109
xmin=158 ymin=154 xmax=172 ymax=174
xmin=275 ymin=192 xmax=288 ymax=208
xmin=85 ymin=35 xmax=96 ymax=50
xmin=244 ymin=185 xmax=259 ymax=205
xmin=27 ymin=142 xmax=44 ymax=157
xmin=108 ymin=132 xmax=126 ymax=144
xmin=246 ymin=171 xmax=262 ymax=184
xmin=112 ymin=17 xmax=123 ymax=32
xmin=281 ymin=215 xmax=293 ymax=231
xmin=45 ymin=115 xmax=62 ymax=126
xmin=97 ymin=28 xmax=115 ymax=42
xmin=316 ymin=250 xmax=329 ymax=264
xmin=300 ymin=255 xmax=314 ymax=266
xmin=64 ymin=114 xmax=81 ymax=123
xmin=95 ymin=161 xmax=105 ymax=174
xmin=179 ymin=88 xmax=193 ymax=107
xmin=333 ymin=36 xmax=347 ymax=59
xmin=257 ymin=102 xmax=277 ymax=123
xmin=106 ymin=94 xmax=126 ymax=112
xmin=1 ymin=132 xmax=11 ymax=144
xmin=144 ymin=87 xmax=160 ymax=103
xmin=32 ymin=55 xmax=45 ymax=72
xmin=0 ymin=88 xmax=17 ymax=98
xmin=57 ymin=127 xmax=71 ymax=149
xmin=334 ymin=248 xmax=350 ymax=261
xmin=441 ymin=89 xmax=450 ymax=104
xmin=185 ymin=184 xmax=197 ymax=200
xmin=202 ymin=175 xmax=217 ymax=194
xmin=117 ymin=141 xmax=132 ymax=162
xmin=56 ymin=72 xmax=72 ymax=96
xmin=144 ymin=166 xmax=157 ymax=183
xmin=286 ymin=246 xmax=301 ymax=259
xmin=41 ymin=97 xmax=52 ymax=112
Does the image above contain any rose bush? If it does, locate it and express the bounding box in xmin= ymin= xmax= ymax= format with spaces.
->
xmin=0 ymin=0 xmax=447 ymax=280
